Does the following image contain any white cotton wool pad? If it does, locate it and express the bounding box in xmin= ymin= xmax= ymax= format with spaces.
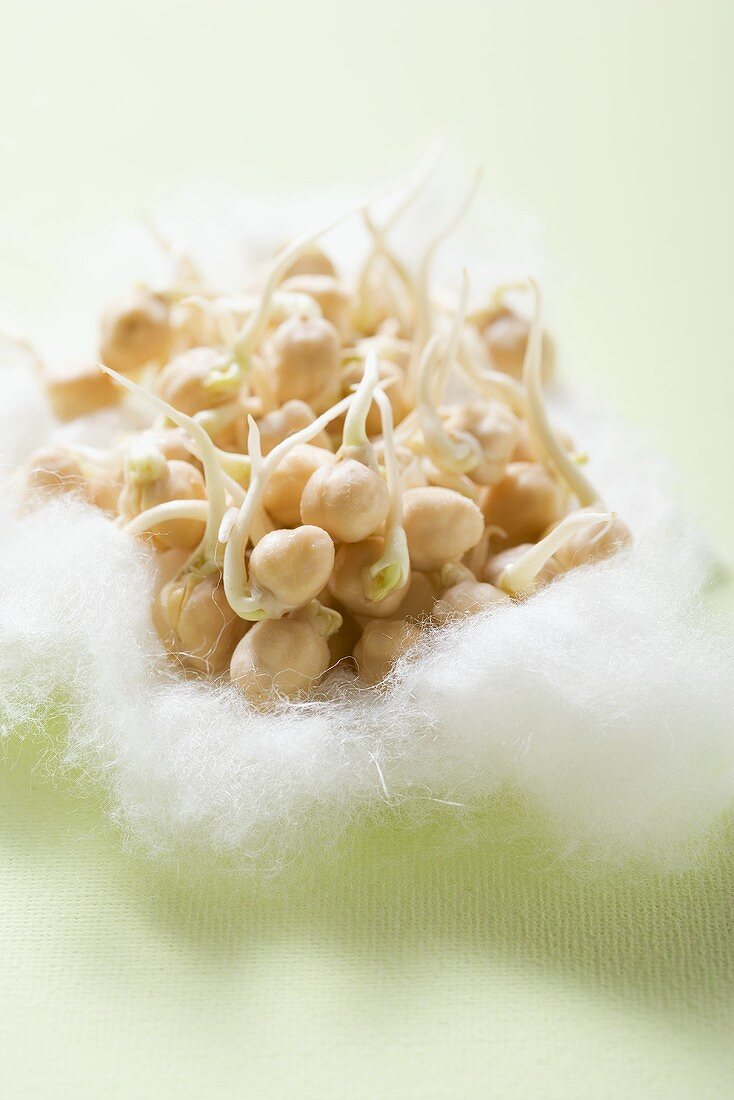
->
xmin=1 ymin=183 xmax=732 ymax=873
xmin=0 ymin=359 xmax=732 ymax=872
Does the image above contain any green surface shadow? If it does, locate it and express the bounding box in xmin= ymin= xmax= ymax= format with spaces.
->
xmin=2 ymin=729 xmax=732 ymax=1043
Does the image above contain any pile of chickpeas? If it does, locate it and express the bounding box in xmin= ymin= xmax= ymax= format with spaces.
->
xmin=25 ymin=190 xmax=631 ymax=706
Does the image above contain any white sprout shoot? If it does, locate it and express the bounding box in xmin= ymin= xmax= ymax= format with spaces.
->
xmin=415 ymin=335 xmax=480 ymax=476
xmin=341 ymin=348 xmax=381 ymax=456
xmin=406 ymin=166 xmax=483 ymax=398
xmin=433 ymin=268 xmax=469 ymax=398
xmin=231 ymin=198 xmax=375 ymax=371
xmin=182 ymin=288 xmax=322 ymax=331
xmin=357 ymin=141 xmax=447 ymax=325
xmin=222 ymin=393 xmax=356 ymax=620
xmin=100 ymin=365 xmax=230 ymax=572
xmin=416 ymin=274 xmax=481 ymax=476
xmin=364 ymin=388 xmax=410 ymax=602
xmin=498 ymin=511 xmax=613 ymax=596
xmin=193 ymin=400 xmax=246 ymax=441
xmin=123 ymin=500 xmax=210 ymax=538
xmin=523 ymin=280 xmax=599 ymax=507
xmin=456 ymin=340 xmax=526 ymax=417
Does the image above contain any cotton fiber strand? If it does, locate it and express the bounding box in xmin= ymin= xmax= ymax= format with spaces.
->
xmin=0 ymin=361 xmax=732 ymax=869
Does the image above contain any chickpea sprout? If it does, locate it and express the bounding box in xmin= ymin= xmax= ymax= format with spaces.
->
xmin=300 ymin=350 xmax=390 ymax=543
xmin=21 ymin=158 xmax=634 ymax=707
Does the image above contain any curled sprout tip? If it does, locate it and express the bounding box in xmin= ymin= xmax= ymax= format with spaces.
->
xmin=100 ymin=363 xmax=229 ymax=571
xmin=498 ymin=510 xmax=613 ymax=596
xmin=342 ymin=348 xmax=381 ymax=451
xmin=523 ymin=279 xmax=599 ymax=507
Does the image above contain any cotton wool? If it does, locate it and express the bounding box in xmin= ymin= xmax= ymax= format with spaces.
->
xmin=0 ymin=175 xmax=733 ymax=872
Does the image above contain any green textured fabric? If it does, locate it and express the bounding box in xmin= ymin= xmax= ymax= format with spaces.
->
xmin=2 ymin=1 xmax=734 ymax=1096
xmin=2 ymin=740 xmax=734 ymax=1098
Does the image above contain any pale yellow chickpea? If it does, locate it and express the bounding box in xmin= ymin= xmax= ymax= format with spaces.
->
xmin=443 ymin=401 xmax=521 ymax=485
xmin=551 ymin=511 xmax=632 ymax=572
xmin=43 ymin=361 xmax=121 ymax=423
xmin=248 ymin=525 xmax=335 ymax=614
xmin=482 ymin=462 xmax=566 ymax=548
xmin=156 ymin=347 xmax=240 ymax=416
xmin=396 ymin=446 xmax=429 ymax=492
xmin=353 ymin=619 xmax=421 ymax=685
xmin=402 ymin=487 xmax=484 ymax=572
xmin=281 ymin=274 xmax=353 ymax=340
xmin=482 ymin=543 xmax=562 ymax=590
xmin=118 ymin=458 xmax=207 ymax=550
xmin=434 ymin=578 xmax=510 ymax=620
xmin=474 ymin=304 xmax=555 ymax=382
xmin=256 ymin=400 xmax=333 ymax=455
xmin=26 ymin=446 xmax=88 ymax=499
xmin=151 ymin=548 xmax=190 ymax=594
xmin=99 ymin=291 xmax=173 ymax=375
xmin=280 ymin=243 xmax=337 ymax=280
xmin=153 ymin=573 xmax=247 ymax=676
xmin=26 ymin=446 xmax=122 ymax=512
xmin=328 ymin=537 xmax=409 ymax=618
xmin=300 ymin=458 xmax=390 ymax=543
xmin=396 ymin=570 xmax=439 ymax=622
xmin=229 ymin=618 xmax=331 ymax=705
xmin=265 ymin=315 xmax=341 ymax=412
xmin=143 ymin=426 xmax=200 ymax=468
xmin=262 ymin=444 xmax=336 ymax=527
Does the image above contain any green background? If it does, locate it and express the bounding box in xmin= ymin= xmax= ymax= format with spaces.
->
xmin=1 ymin=1 xmax=733 ymax=1096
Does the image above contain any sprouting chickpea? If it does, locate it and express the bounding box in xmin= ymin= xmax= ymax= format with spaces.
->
xmin=248 ymin=525 xmax=335 ymax=615
xmin=26 ymin=446 xmax=92 ymax=503
xmin=26 ymin=445 xmax=122 ymax=512
xmin=401 ymin=487 xmax=484 ymax=572
xmin=551 ymin=510 xmax=632 ymax=572
xmin=482 ymin=543 xmax=562 ymax=590
xmin=279 ymin=243 xmax=337 ymax=280
xmin=353 ymin=619 xmax=421 ymax=685
xmin=328 ymin=537 xmax=409 ymax=618
xmin=443 ymin=401 xmax=521 ymax=485
xmin=118 ymin=456 xmax=207 ymax=550
xmin=300 ymin=458 xmax=390 ymax=543
xmin=482 ymin=462 xmax=566 ymax=548
xmin=43 ymin=361 xmax=121 ymax=423
xmin=256 ymin=400 xmax=333 ymax=455
xmin=396 ymin=570 xmax=440 ymax=622
xmin=229 ymin=618 xmax=331 ymax=705
xmin=265 ymin=315 xmax=342 ymax=412
xmin=396 ymin=446 xmax=429 ymax=492
xmin=153 ymin=572 xmax=247 ymax=676
xmin=151 ymin=548 xmax=189 ymax=594
xmin=281 ymin=274 xmax=353 ymax=340
xmin=474 ymin=304 xmax=555 ymax=382
xmin=434 ymin=578 xmax=510 ymax=620
xmin=156 ymin=346 xmax=241 ymax=416
xmin=142 ymin=426 xmax=200 ymax=468
xmin=339 ymin=357 xmax=410 ymax=435
xmin=262 ymin=444 xmax=336 ymax=527
xmin=99 ymin=291 xmax=173 ymax=375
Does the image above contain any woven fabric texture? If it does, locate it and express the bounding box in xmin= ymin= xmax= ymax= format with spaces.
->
xmin=2 ymin=734 xmax=733 ymax=1099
